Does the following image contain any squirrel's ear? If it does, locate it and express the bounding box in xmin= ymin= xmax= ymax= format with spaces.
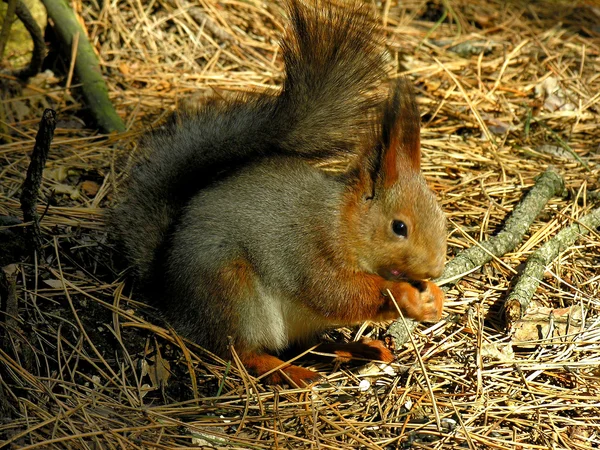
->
xmin=350 ymin=78 xmax=421 ymax=199
xmin=376 ymin=78 xmax=421 ymax=189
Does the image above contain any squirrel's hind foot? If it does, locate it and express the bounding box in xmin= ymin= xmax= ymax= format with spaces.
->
xmin=240 ymin=352 xmax=323 ymax=387
xmin=316 ymin=338 xmax=395 ymax=364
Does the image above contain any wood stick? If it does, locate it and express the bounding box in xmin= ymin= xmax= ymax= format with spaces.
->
xmin=41 ymin=0 xmax=125 ymax=133
xmin=505 ymin=206 xmax=600 ymax=329
xmin=20 ymin=108 xmax=56 ymax=256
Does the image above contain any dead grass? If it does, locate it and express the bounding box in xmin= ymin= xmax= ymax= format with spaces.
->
xmin=1 ymin=0 xmax=600 ymax=448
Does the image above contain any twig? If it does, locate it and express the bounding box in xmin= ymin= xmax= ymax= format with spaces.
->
xmin=387 ymin=169 xmax=565 ymax=345
xmin=505 ymin=206 xmax=600 ymax=328
xmin=536 ymin=119 xmax=590 ymax=171
xmin=41 ymin=0 xmax=125 ymax=133
xmin=13 ymin=0 xmax=46 ymax=80
xmin=20 ymin=108 xmax=56 ymax=257
xmin=0 ymin=0 xmax=17 ymax=60
xmin=438 ymin=169 xmax=565 ymax=285
xmin=185 ymin=4 xmax=236 ymax=43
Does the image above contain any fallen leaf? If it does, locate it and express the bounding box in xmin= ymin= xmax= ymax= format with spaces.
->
xmin=53 ymin=184 xmax=81 ymax=200
xmin=147 ymin=347 xmax=171 ymax=389
xmin=119 ymin=62 xmax=130 ymax=75
xmin=512 ymin=305 xmax=585 ymax=347
xmin=44 ymin=167 xmax=71 ymax=182
xmin=480 ymin=342 xmax=514 ymax=360
xmin=43 ymin=279 xmax=64 ymax=289
xmin=81 ymin=180 xmax=100 ymax=197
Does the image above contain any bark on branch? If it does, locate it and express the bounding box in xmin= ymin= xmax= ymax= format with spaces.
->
xmin=41 ymin=0 xmax=125 ymax=133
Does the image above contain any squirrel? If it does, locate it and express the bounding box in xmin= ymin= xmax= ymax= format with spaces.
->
xmin=112 ymin=0 xmax=447 ymax=386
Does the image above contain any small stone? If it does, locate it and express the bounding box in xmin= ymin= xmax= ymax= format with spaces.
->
xmin=358 ymin=379 xmax=371 ymax=391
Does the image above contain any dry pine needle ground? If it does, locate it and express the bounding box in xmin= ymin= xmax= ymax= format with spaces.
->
xmin=1 ymin=0 xmax=599 ymax=448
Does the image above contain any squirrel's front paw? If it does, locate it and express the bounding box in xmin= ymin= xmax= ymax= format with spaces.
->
xmin=386 ymin=280 xmax=444 ymax=322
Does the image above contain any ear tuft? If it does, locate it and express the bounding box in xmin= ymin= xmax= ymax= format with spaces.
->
xmin=346 ymin=78 xmax=421 ymax=198
xmin=380 ymin=78 xmax=421 ymax=182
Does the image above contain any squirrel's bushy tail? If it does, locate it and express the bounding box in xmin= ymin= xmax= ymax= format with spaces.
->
xmin=112 ymin=0 xmax=389 ymax=280
xmin=274 ymin=0 xmax=388 ymax=155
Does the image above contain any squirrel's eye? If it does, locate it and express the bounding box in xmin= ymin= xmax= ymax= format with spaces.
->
xmin=392 ymin=220 xmax=408 ymax=238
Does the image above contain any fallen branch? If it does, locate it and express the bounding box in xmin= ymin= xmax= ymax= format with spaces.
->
xmin=41 ymin=0 xmax=125 ymax=133
xmin=438 ymin=169 xmax=565 ymax=284
xmin=387 ymin=169 xmax=565 ymax=345
xmin=505 ymin=206 xmax=600 ymax=329
xmin=20 ymin=108 xmax=56 ymax=256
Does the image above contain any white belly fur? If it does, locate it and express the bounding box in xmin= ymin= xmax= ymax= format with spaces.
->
xmin=239 ymin=282 xmax=332 ymax=352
